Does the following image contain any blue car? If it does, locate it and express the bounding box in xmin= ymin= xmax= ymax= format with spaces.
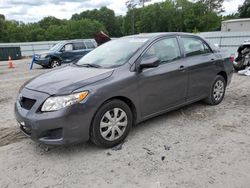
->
xmin=34 ymin=39 xmax=96 ymax=68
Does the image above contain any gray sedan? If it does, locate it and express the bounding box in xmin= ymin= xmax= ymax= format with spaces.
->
xmin=15 ymin=33 xmax=234 ymax=147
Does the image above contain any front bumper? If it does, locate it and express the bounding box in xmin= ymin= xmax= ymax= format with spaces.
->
xmin=34 ymin=57 xmax=50 ymax=66
xmin=14 ymin=88 xmax=94 ymax=145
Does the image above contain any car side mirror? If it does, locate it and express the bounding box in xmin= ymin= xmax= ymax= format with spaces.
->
xmin=139 ymin=57 xmax=160 ymax=70
xmin=60 ymin=47 xmax=65 ymax=53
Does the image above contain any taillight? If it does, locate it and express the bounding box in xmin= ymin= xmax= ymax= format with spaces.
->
xmin=229 ymin=55 xmax=235 ymax=63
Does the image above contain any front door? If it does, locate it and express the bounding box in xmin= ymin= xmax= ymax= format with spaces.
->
xmin=60 ymin=43 xmax=74 ymax=63
xmin=138 ymin=37 xmax=188 ymax=118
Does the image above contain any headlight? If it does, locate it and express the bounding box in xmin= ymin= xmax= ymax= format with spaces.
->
xmin=41 ymin=91 xmax=88 ymax=112
xmin=40 ymin=53 xmax=48 ymax=58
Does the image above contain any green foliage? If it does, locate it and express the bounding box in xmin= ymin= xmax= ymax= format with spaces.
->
xmin=38 ymin=16 xmax=65 ymax=30
xmin=0 ymin=17 xmax=105 ymax=42
xmin=222 ymin=13 xmax=239 ymax=21
xmin=238 ymin=0 xmax=250 ymax=18
xmin=123 ymin=0 xmax=222 ymax=35
xmin=0 ymin=14 xmax=5 ymax=20
xmin=72 ymin=7 xmax=122 ymax=37
xmin=198 ymin=0 xmax=224 ymax=13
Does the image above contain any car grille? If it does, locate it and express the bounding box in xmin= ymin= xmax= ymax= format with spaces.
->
xmin=20 ymin=97 xmax=36 ymax=110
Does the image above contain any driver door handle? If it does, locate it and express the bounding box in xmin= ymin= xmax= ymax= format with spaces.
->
xmin=211 ymin=58 xmax=216 ymax=64
xmin=179 ymin=65 xmax=186 ymax=71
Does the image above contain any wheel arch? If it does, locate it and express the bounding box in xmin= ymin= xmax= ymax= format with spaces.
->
xmin=89 ymin=96 xmax=137 ymax=138
xmin=217 ymin=71 xmax=228 ymax=85
xmin=49 ymin=55 xmax=61 ymax=63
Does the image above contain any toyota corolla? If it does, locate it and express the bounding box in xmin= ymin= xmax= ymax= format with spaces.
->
xmin=15 ymin=33 xmax=233 ymax=148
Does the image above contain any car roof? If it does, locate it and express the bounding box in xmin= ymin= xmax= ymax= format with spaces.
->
xmin=61 ymin=39 xmax=95 ymax=44
xmin=122 ymin=32 xmax=196 ymax=39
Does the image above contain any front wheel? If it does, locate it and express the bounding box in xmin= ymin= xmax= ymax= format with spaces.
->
xmin=50 ymin=59 xmax=61 ymax=68
xmin=90 ymin=100 xmax=133 ymax=148
xmin=204 ymin=75 xmax=226 ymax=105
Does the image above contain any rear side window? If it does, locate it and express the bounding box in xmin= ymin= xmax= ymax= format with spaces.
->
xmin=142 ymin=37 xmax=181 ymax=63
xmin=181 ymin=37 xmax=211 ymax=57
xmin=74 ymin=42 xmax=86 ymax=50
xmin=85 ymin=41 xmax=95 ymax=49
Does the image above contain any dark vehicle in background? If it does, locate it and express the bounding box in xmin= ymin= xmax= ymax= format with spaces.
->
xmin=34 ymin=39 xmax=96 ymax=68
xmin=234 ymin=40 xmax=250 ymax=71
xmin=15 ymin=33 xmax=234 ymax=148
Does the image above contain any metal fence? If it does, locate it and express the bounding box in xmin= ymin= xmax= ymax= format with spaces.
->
xmin=0 ymin=32 xmax=250 ymax=57
xmin=0 ymin=39 xmax=96 ymax=57
xmin=0 ymin=41 xmax=59 ymax=57
xmin=199 ymin=31 xmax=250 ymax=56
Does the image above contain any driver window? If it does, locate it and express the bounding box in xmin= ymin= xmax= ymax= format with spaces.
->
xmin=64 ymin=44 xmax=73 ymax=51
xmin=142 ymin=37 xmax=181 ymax=63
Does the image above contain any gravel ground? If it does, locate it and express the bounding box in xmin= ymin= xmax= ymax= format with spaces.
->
xmin=0 ymin=59 xmax=250 ymax=188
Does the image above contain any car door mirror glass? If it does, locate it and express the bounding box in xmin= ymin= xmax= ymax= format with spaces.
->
xmin=139 ymin=56 xmax=160 ymax=70
xmin=60 ymin=46 xmax=65 ymax=52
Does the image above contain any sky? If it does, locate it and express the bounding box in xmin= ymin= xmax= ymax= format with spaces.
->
xmin=0 ymin=0 xmax=245 ymax=23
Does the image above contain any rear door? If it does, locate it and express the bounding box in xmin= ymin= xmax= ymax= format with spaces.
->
xmin=179 ymin=36 xmax=218 ymax=101
xmin=138 ymin=37 xmax=188 ymax=117
xmin=72 ymin=42 xmax=88 ymax=61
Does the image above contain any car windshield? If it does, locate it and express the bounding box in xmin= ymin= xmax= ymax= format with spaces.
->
xmin=49 ymin=42 xmax=64 ymax=52
xmin=76 ymin=37 xmax=149 ymax=68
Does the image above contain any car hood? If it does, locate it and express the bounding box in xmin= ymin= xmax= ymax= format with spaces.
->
xmin=35 ymin=51 xmax=50 ymax=56
xmin=36 ymin=50 xmax=57 ymax=56
xmin=25 ymin=65 xmax=114 ymax=95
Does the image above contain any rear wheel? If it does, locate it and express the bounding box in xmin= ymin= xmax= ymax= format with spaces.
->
xmin=91 ymin=100 xmax=132 ymax=148
xmin=204 ymin=75 xmax=226 ymax=105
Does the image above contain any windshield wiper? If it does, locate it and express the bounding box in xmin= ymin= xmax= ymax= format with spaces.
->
xmin=75 ymin=63 xmax=101 ymax=68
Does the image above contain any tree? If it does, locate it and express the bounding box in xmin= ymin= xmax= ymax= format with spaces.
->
xmin=71 ymin=7 xmax=121 ymax=37
xmin=38 ymin=16 xmax=64 ymax=30
xmin=0 ymin=14 xmax=5 ymax=20
xmin=0 ymin=0 xmax=224 ymax=42
xmin=238 ymin=0 xmax=250 ymax=18
xmin=44 ymin=19 xmax=105 ymax=41
xmin=122 ymin=0 xmax=221 ymax=34
xmin=198 ymin=0 xmax=224 ymax=13
xmin=223 ymin=13 xmax=239 ymax=21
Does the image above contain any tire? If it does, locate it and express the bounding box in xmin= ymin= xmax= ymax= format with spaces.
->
xmin=50 ymin=59 xmax=61 ymax=68
xmin=90 ymin=99 xmax=133 ymax=148
xmin=204 ymin=75 xmax=226 ymax=105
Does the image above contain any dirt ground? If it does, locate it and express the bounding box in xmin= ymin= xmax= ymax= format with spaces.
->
xmin=0 ymin=59 xmax=250 ymax=188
